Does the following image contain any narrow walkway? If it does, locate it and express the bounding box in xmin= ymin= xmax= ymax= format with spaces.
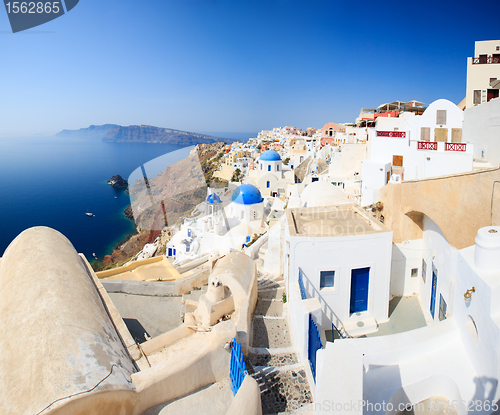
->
xmin=247 ymin=242 xmax=313 ymax=414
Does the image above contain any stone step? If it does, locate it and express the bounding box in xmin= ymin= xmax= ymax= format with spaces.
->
xmin=258 ymin=287 xmax=284 ymax=300
xmin=252 ymin=316 xmax=291 ymax=349
xmin=254 ymin=299 xmax=283 ymax=317
xmin=250 ymin=367 xmax=313 ymax=415
xmin=257 ymin=280 xmax=284 ymax=290
xmin=247 ymin=351 xmax=299 ymax=368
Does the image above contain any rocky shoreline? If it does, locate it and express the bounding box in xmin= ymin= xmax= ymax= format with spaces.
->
xmin=91 ymin=142 xmax=229 ymax=271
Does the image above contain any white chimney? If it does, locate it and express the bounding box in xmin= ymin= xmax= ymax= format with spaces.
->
xmin=474 ymin=226 xmax=500 ymax=270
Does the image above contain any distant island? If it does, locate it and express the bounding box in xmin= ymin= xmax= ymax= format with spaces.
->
xmin=107 ymin=174 xmax=128 ymax=188
xmin=55 ymin=124 xmax=233 ymax=146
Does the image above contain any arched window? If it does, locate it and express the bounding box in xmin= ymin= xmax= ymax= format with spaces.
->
xmin=268 ymin=165 xmax=271 ymax=171
xmin=466 ymin=315 xmax=478 ymax=344
xmin=266 ymin=181 xmax=270 ymax=188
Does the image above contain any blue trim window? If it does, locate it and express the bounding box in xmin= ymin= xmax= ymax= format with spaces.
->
xmin=268 ymin=165 xmax=271 ymax=171
xmin=277 ymin=165 xmax=280 ymax=171
xmin=439 ymin=294 xmax=447 ymax=321
xmin=266 ymin=181 xmax=270 ymax=188
xmin=188 ymin=229 xmax=192 ymax=238
xmin=167 ymin=248 xmax=172 ymax=257
xmin=173 ymin=248 xmax=176 ymax=256
xmin=260 ymin=164 xmax=262 ymax=170
xmin=320 ymin=270 xmax=335 ymax=289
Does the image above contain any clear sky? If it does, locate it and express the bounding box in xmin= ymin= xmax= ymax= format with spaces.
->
xmin=0 ymin=0 xmax=498 ymax=137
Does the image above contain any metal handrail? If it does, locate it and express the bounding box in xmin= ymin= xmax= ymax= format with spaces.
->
xmin=298 ymin=268 xmax=351 ymax=339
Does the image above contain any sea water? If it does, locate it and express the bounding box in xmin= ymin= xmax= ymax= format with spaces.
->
xmin=0 ymin=135 xmax=190 ymax=260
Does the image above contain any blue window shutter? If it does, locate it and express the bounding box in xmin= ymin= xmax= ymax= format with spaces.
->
xmin=268 ymin=165 xmax=271 ymax=171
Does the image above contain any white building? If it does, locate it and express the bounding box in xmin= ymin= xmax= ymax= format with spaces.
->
xmin=463 ymin=96 xmax=500 ymax=166
xmin=361 ymin=99 xmax=474 ymax=206
xmin=465 ymin=40 xmax=500 ymax=109
xmin=166 ymin=184 xmax=265 ymax=263
xmin=284 ymin=204 xmax=393 ymax=341
xmin=313 ymin=215 xmax=500 ymax=415
xmin=245 ymin=150 xmax=292 ymax=197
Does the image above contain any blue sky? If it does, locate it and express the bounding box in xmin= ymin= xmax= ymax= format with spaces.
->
xmin=0 ymin=0 xmax=498 ymax=137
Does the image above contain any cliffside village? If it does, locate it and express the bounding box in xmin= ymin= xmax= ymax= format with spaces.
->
xmin=2 ymin=40 xmax=500 ymax=415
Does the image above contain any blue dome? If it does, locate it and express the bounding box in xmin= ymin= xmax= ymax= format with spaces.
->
xmin=231 ymin=184 xmax=263 ymax=205
xmin=206 ymin=194 xmax=222 ymax=204
xmin=259 ymin=150 xmax=281 ymax=161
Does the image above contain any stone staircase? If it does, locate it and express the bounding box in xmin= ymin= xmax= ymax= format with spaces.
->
xmin=247 ymin=242 xmax=313 ymax=414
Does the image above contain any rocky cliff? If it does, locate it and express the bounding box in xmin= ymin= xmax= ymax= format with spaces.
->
xmin=56 ymin=124 xmax=231 ymax=146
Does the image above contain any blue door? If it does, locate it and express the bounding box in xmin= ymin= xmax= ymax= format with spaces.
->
xmin=430 ymin=266 xmax=437 ymax=319
xmin=350 ymin=267 xmax=370 ymax=314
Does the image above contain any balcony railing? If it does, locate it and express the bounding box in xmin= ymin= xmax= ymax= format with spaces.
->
xmin=445 ymin=143 xmax=467 ymax=152
xmin=472 ymin=57 xmax=500 ymax=64
xmin=417 ymin=141 xmax=437 ymax=150
xmin=376 ymin=131 xmax=406 ymax=138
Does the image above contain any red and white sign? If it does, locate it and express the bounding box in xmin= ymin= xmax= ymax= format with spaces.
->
xmin=417 ymin=141 xmax=437 ymax=150
xmin=376 ymin=131 xmax=406 ymax=138
xmin=445 ymin=143 xmax=467 ymax=152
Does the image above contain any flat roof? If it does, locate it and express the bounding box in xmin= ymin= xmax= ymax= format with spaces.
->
xmin=286 ymin=204 xmax=391 ymax=238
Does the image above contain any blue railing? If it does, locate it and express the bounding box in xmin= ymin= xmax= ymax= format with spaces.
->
xmin=299 ymin=268 xmax=350 ymax=340
xmin=298 ymin=267 xmax=307 ymax=300
xmin=308 ymin=313 xmax=322 ymax=381
xmin=230 ymin=338 xmax=247 ymax=395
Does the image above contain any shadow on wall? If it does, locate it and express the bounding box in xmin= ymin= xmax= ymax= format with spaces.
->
xmin=472 ymin=376 xmax=498 ymax=413
xmin=123 ymin=318 xmax=151 ymax=344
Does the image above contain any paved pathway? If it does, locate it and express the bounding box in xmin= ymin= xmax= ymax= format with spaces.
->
xmin=247 ymin=242 xmax=313 ymax=414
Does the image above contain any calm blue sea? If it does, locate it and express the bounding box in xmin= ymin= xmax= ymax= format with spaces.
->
xmin=0 ymin=136 xmax=191 ymax=261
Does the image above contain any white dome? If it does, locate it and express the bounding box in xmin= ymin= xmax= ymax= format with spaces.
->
xmin=300 ymin=181 xmax=350 ymax=207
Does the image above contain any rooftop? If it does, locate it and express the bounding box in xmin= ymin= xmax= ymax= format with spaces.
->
xmin=286 ymin=204 xmax=391 ymax=238
xmin=97 ymin=256 xmax=181 ymax=281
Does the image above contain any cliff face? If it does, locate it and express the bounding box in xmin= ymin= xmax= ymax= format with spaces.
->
xmin=128 ymin=142 xmax=228 ymax=231
xmin=55 ymin=124 xmax=116 ymax=140
xmin=56 ymin=124 xmax=231 ymax=146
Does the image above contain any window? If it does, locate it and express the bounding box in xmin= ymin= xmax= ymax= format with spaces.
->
xmin=320 ymin=270 xmax=335 ymax=289
xmin=422 ymin=259 xmax=427 ymax=283
xmin=474 ymin=90 xmax=481 ymax=105
xmin=421 ymin=127 xmax=430 ymax=142
xmin=451 ymin=128 xmax=462 ymax=143
xmin=277 ymin=165 xmax=279 ymax=171
xmin=173 ymin=248 xmax=176 ymax=256
xmin=466 ymin=315 xmax=478 ymax=344
xmin=481 ymin=150 xmax=485 ymax=159
xmin=490 ymin=78 xmax=498 ymax=84
xmin=268 ymin=165 xmax=271 ymax=171
xmin=434 ymin=128 xmax=447 ymax=142
xmin=393 ymin=155 xmax=403 ymax=167
xmin=436 ymin=110 xmax=447 ymax=125
xmin=487 ymin=89 xmax=499 ymax=102
xmin=188 ymin=228 xmax=192 ymax=238
xmin=266 ymin=181 xmax=270 ymax=188
xmin=167 ymin=248 xmax=172 ymax=257
xmin=411 ymin=268 xmax=418 ymax=278
xmin=312 ymin=177 xmax=319 ymax=182
xmin=439 ymin=294 xmax=447 ymax=321
xmin=497 ymin=46 xmax=500 ymax=51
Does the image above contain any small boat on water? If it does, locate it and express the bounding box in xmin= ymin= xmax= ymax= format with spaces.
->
xmin=85 ymin=210 xmax=94 ymax=217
